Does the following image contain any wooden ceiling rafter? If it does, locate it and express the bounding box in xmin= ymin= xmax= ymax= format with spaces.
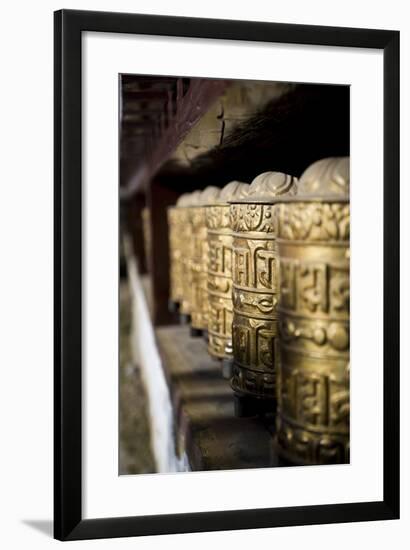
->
xmin=119 ymin=76 xmax=229 ymax=198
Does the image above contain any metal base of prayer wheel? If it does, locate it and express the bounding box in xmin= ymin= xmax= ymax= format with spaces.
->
xmin=233 ymin=393 xmax=276 ymax=418
xmin=230 ymin=172 xmax=298 ymax=417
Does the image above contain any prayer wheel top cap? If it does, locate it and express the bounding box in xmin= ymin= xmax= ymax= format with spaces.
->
xmin=175 ymin=192 xmax=193 ymax=207
xmin=181 ymin=190 xmax=202 ymax=206
xmin=231 ymin=171 xmax=298 ymax=204
xmin=282 ymin=157 xmax=350 ymax=203
xmin=198 ymin=186 xmax=221 ymax=205
xmin=210 ymin=181 xmax=250 ymax=205
xmin=299 ymin=156 xmax=349 ymax=197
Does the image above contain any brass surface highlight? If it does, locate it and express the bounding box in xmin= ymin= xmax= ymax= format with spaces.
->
xmin=190 ymin=187 xmax=221 ymax=330
xmin=230 ymin=172 xmax=298 ymax=403
xmin=276 ymin=157 xmax=350 ymax=465
xmin=206 ymin=181 xmax=249 ymax=359
xmin=177 ymin=191 xmax=202 ymax=316
xmin=167 ymin=193 xmax=191 ymax=305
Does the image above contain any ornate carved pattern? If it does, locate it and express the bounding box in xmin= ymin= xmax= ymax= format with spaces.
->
xmin=179 ymin=207 xmax=195 ymax=315
xmin=277 ymin=416 xmax=349 ymax=465
xmin=248 ymin=171 xmax=298 ymax=199
xmin=280 ymin=363 xmax=349 ymax=430
xmin=187 ymin=187 xmax=221 ymax=330
xmin=230 ymin=203 xmax=277 ymax=233
xmin=206 ymin=204 xmax=234 ymax=358
xmin=206 ymin=205 xmax=231 ymax=230
xmin=230 ymin=204 xmax=282 ymax=400
xmin=232 ymin=239 xmax=278 ymax=292
xmin=278 ymin=202 xmax=350 ymax=241
xmin=167 ymin=207 xmax=185 ymax=303
xmin=280 ymin=317 xmax=349 ymax=353
xmin=233 ymin=290 xmax=277 ymax=317
xmin=280 ymin=259 xmax=349 ymax=319
xmin=277 ymin=358 xmax=350 ymax=465
xmin=190 ymin=206 xmax=209 ymax=329
xmin=231 ymin=362 xmax=276 ymax=398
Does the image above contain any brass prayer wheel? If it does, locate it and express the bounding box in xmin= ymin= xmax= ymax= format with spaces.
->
xmin=206 ymin=181 xmax=249 ymax=360
xmin=230 ymin=172 xmax=298 ymax=414
xmin=276 ymin=157 xmax=350 ymax=465
xmin=167 ymin=193 xmax=191 ymax=308
xmin=178 ymin=191 xmax=201 ymax=318
xmin=190 ymin=186 xmax=221 ymax=331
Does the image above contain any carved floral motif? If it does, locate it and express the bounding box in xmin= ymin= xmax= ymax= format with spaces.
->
xmin=278 ymin=202 xmax=350 ymax=241
xmin=230 ymin=203 xmax=277 ymax=233
xmin=206 ymin=205 xmax=230 ymax=230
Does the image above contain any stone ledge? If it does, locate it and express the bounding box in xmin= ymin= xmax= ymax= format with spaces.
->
xmin=156 ymin=325 xmax=278 ymax=471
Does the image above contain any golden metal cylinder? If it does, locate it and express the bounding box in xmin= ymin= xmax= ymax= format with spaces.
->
xmin=178 ymin=191 xmax=201 ymax=317
xmin=206 ymin=181 xmax=249 ymax=359
xmin=230 ymin=172 xmax=298 ymax=406
xmin=190 ymin=187 xmax=220 ymax=331
xmin=167 ymin=194 xmax=191 ymax=306
xmin=276 ymin=157 xmax=350 ymax=465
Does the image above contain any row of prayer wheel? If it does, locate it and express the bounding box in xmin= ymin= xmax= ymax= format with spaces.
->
xmin=166 ymin=157 xmax=350 ymax=466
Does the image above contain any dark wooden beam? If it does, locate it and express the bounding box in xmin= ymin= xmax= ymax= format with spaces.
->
xmin=123 ymin=193 xmax=148 ymax=274
xmin=147 ymin=178 xmax=180 ymax=326
xmin=121 ymin=78 xmax=229 ymax=199
xmin=123 ymin=90 xmax=171 ymax=101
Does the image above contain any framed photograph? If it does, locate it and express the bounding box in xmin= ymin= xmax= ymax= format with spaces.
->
xmin=54 ymin=9 xmax=400 ymax=541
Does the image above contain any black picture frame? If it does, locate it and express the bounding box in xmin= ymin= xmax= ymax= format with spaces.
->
xmin=54 ymin=9 xmax=400 ymax=541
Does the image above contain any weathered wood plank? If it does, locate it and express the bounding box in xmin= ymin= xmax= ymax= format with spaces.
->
xmin=156 ymin=325 xmax=277 ymax=471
